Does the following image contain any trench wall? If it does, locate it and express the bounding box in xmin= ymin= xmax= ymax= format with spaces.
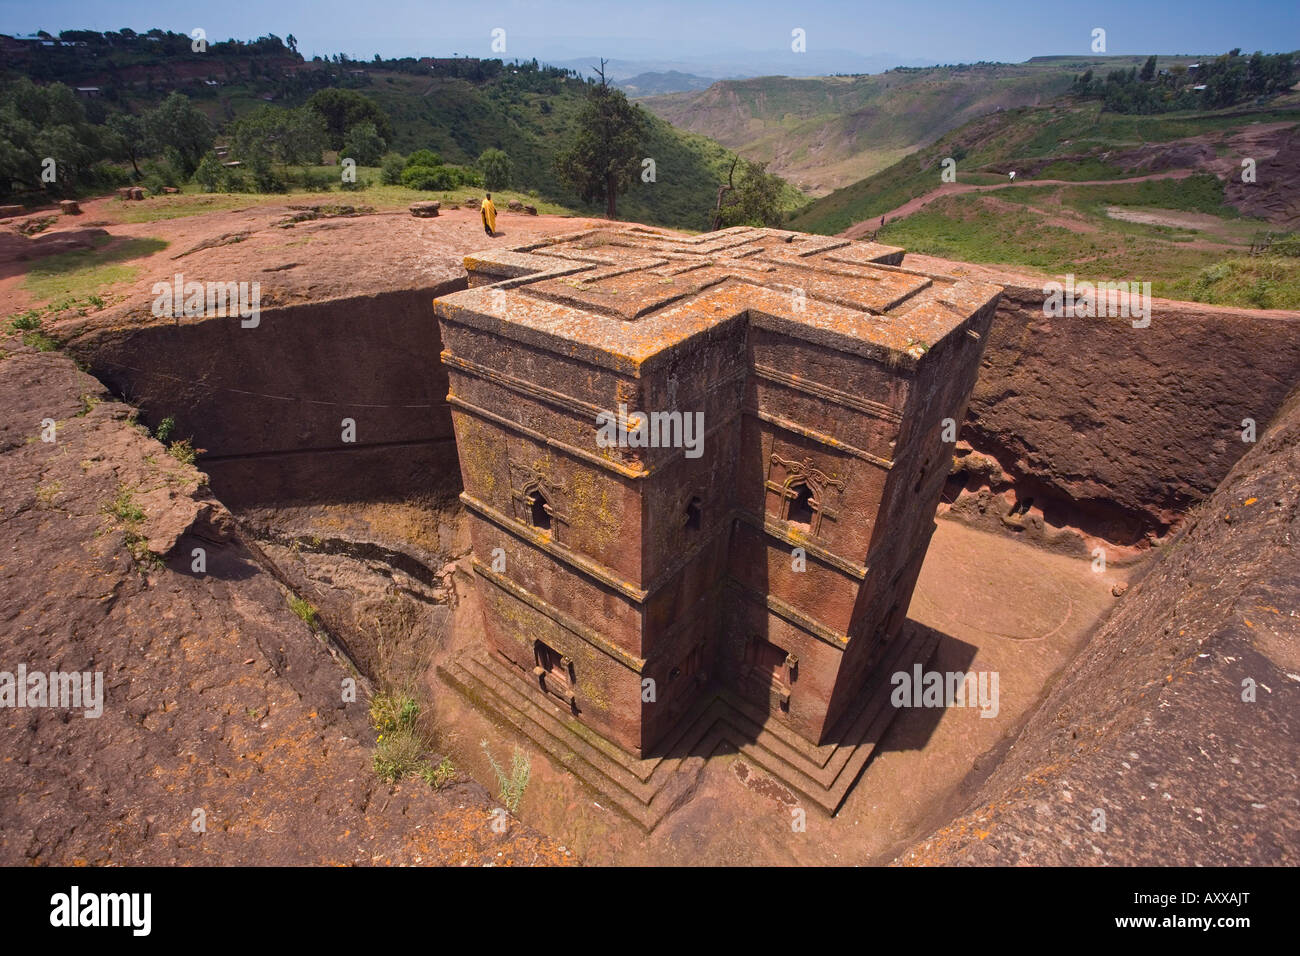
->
xmin=63 ymin=273 xmax=1300 ymax=548
xmin=64 ymin=283 xmax=466 ymax=508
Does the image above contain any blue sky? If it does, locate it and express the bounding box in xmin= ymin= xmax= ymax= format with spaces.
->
xmin=3 ymin=0 xmax=1298 ymax=66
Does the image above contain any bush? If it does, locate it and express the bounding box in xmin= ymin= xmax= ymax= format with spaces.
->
xmin=452 ymin=165 xmax=484 ymax=188
xmin=405 ymin=149 xmax=444 ymax=169
xmin=193 ymin=154 xmax=223 ymax=193
xmin=296 ymin=167 xmax=333 ymax=192
xmin=341 ymin=121 xmax=385 ymax=166
xmin=248 ymin=157 xmax=285 ymax=193
xmin=222 ymin=169 xmax=251 ymax=192
xmin=401 ymin=164 xmax=455 ymax=191
xmin=478 ymin=148 xmax=512 ymax=191
xmin=380 ymin=153 xmax=406 ymax=185
xmin=481 ymin=740 xmax=530 ymax=812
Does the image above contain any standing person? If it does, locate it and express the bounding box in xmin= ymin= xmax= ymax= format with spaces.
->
xmin=481 ymin=193 xmax=497 ymax=237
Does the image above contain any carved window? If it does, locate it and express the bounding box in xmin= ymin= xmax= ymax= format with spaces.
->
xmin=528 ymin=488 xmax=552 ymax=531
xmin=787 ymin=483 xmax=815 ymax=527
xmin=767 ymin=454 xmax=844 ymax=537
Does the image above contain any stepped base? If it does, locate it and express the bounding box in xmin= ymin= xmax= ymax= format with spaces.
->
xmin=438 ymin=621 xmax=938 ymax=830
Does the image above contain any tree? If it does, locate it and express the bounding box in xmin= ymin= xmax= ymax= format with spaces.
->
xmin=143 ymin=92 xmax=212 ymax=176
xmin=305 ymin=88 xmax=393 ymax=151
xmin=341 ymin=121 xmax=385 ymax=166
xmin=1140 ymin=55 xmax=1157 ymax=82
xmin=712 ymin=158 xmax=786 ymax=230
xmin=106 ymin=112 xmax=152 ymax=179
xmin=554 ymin=60 xmax=645 ymax=218
xmin=230 ymin=105 xmax=327 ymax=172
xmin=286 ymin=33 xmax=298 ymax=54
xmin=478 ymin=148 xmax=512 ymax=191
xmin=0 ymin=78 xmax=104 ymax=199
xmin=193 ymin=152 xmax=223 ymax=192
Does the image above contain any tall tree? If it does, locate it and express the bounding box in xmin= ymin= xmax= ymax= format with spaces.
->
xmin=144 ymin=92 xmax=212 ymax=176
xmin=554 ymin=60 xmax=644 ymax=219
xmin=305 ymin=88 xmax=393 ymax=151
xmin=106 ymin=112 xmax=152 ymax=179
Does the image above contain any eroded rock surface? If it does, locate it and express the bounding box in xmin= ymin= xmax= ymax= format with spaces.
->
xmin=0 ymin=332 xmax=572 ymax=865
xmin=900 ymin=384 xmax=1300 ymax=866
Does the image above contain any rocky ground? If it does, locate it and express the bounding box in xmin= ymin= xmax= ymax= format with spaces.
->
xmin=2 ymin=192 xmax=1296 ymax=866
xmin=900 ymin=385 xmax=1300 ymax=865
xmin=0 ymin=329 xmax=573 ymax=865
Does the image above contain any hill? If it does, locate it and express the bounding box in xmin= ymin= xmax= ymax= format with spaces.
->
xmin=640 ymin=56 xmax=1182 ymax=194
xmin=0 ymin=30 xmax=803 ymax=231
xmin=784 ymin=94 xmax=1300 ymax=308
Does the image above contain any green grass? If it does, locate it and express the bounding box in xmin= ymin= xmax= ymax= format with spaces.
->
xmin=880 ymin=194 xmax=1202 ymax=278
xmin=288 ymin=595 xmax=319 ymax=628
xmin=369 ymin=690 xmax=420 ymax=735
xmin=1035 ymin=158 xmax=1128 ymax=181
xmin=1059 ymin=174 xmax=1237 ymax=217
xmin=373 ymin=728 xmax=425 ymax=784
xmin=22 ymin=237 xmax=168 ymax=303
xmin=1167 ymin=256 xmax=1300 ymax=309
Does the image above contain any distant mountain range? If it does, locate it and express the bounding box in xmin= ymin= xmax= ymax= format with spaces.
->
xmin=551 ymin=50 xmax=932 ymax=85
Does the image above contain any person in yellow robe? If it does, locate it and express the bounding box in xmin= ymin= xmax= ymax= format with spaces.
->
xmin=481 ymin=193 xmax=497 ymax=236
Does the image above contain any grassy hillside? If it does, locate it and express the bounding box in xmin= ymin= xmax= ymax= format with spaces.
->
xmin=3 ymin=32 xmax=804 ymax=231
xmin=641 ymin=57 xmax=1178 ymax=194
xmin=783 ymin=93 xmax=1300 ymax=309
xmin=786 ymin=98 xmax=1300 ymax=234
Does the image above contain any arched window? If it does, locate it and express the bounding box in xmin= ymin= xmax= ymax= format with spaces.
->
xmin=528 ymin=489 xmax=551 ymax=531
xmin=787 ymin=482 xmax=815 ymax=527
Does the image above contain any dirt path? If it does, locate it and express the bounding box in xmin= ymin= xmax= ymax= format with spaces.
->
xmin=840 ymin=168 xmax=1196 ymax=239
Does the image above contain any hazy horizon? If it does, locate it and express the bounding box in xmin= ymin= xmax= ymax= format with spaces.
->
xmin=3 ymin=0 xmax=1298 ymax=76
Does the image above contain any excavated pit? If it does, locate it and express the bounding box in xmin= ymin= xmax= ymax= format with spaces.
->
xmin=44 ymin=214 xmax=1300 ymax=862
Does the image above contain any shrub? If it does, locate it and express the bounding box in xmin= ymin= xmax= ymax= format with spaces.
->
xmin=194 ymin=154 xmax=223 ymax=193
xmin=341 ymin=121 xmax=385 ymax=166
xmin=420 ymin=756 xmax=456 ymax=789
xmin=296 ymin=167 xmax=333 ymax=192
xmin=154 ymin=416 xmax=176 ymax=443
xmin=401 ymin=164 xmax=455 ymax=191
xmin=167 ymin=438 xmax=199 ymax=465
xmin=451 ymin=165 xmax=484 ymax=188
xmin=404 ymin=149 xmax=443 ymax=169
xmin=380 ymin=153 xmax=406 ymax=185
xmin=478 ymin=148 xmax=512 ymax=191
